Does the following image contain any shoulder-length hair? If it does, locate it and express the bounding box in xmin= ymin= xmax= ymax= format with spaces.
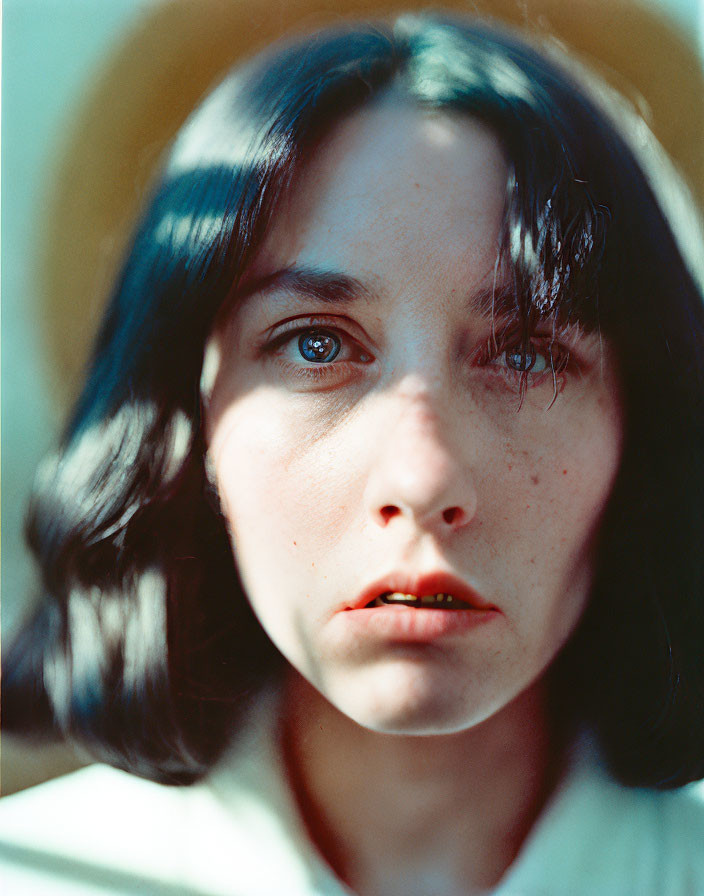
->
xmin=6 ymin=12 xmax=704 ymax=788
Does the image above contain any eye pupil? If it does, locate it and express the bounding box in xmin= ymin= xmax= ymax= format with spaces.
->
xmin=506 ymin=346 xmax=536 ymax=372
xmin=298 ymin=330 xmax=341 ymax=363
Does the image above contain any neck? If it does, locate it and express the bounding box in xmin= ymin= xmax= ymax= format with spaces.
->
xmin=280 ymin=672 xmax=562 ymax=896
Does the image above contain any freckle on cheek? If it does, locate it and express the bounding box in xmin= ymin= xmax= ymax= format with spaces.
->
xmin=530 ymin=474 xmax=539 ymax=485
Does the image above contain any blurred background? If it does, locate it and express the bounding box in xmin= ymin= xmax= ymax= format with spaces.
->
xmin=2 ymin=0 xmax=703 ymax=792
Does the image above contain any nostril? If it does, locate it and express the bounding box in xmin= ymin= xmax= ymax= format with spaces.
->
xmin=442 ymin=506 xmax=463 ymax=525
xmin=380 ymin=505 xmax=401 ymax=523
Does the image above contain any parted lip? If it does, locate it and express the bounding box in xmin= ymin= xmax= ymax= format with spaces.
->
xmin=346 ymin=571 xmax=498 ymax=612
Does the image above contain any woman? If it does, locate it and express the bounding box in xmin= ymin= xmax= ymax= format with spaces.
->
xmin=2 ymin=11 xmax=703 ymax=895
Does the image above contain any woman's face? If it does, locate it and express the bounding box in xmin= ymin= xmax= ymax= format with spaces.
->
xmin=204 ymin=99 xmax=623 ymax=735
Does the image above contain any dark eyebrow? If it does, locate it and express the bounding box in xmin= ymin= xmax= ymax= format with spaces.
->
xmin=238 ymin=263 xmax=522 ymax=320
xmin=468 ymin=281 xmax=521 ymax=321
xmin=238 ymin=265 xmax=374 ymax=306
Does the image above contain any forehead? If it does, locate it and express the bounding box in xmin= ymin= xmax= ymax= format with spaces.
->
xmin=249 ymin=98 xmax=510 ymax=295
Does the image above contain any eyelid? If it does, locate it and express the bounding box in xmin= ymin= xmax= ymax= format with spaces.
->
xmin=259 ymin=314 xmax=371 ymax=350
xmin=490 ymin=325 xmax=577 ymax=358
xmin=477 ymin=332 xmax=573 ymax=389
xmin=259 ymin=315 xmax=376 ymax=371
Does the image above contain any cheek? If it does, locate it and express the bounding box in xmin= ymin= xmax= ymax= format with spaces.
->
xmin=498 ymin=386 xmax=621 ymax=522
xmin=209 ymin=391 xmax=358 ymax=562
xmin=208 ymin=392 xmax=367 ymax=669
xmin=491 ymin=398 xmax=622 ymax=625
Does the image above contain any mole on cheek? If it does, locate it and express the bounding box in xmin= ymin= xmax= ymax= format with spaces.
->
xmin=530 ymin=473 xmax=540 ymax=485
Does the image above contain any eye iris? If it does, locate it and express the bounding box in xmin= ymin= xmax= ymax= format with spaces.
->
xmin=505 ymin=346 xmax=536 ymax=372
xmin=298 ymin=331 xmax=341 ymax=363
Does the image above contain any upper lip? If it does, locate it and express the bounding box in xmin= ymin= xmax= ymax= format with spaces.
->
xmin=347 ymin=571 xmax=498 ymax=611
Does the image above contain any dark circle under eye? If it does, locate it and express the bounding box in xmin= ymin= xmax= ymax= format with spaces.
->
xmin=505 ymin=345 xmax=536 ymax=372
xmin=298 ymin=330 xmax=341 ymax=363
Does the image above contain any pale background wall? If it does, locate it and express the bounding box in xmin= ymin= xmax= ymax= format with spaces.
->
xmin=2 ymin=0 xmax=703 ymax=637
xmin=2 ymin=0 xmax=155 ymax=641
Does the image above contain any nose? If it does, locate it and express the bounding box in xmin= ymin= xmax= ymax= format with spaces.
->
xmin=364 ymin=379 xmax=478 ymax=535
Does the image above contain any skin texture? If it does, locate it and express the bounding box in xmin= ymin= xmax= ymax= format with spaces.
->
xmin=204 ymin=98 xmax=623 ymax=892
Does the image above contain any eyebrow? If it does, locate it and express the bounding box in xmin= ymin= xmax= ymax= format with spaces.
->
xmin=238 ymin=265 xmax=374 ymax=306
xmin=237 ymin=263 xmax=524 ymax=320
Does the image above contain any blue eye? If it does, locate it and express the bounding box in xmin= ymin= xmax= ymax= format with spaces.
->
xmin=504 ymin=344 xmax=549 ymax=374
xmin=505 ymin=346 xmax=535 ymax=372
xmin=298 ymin=329 xmax=341 ymax=363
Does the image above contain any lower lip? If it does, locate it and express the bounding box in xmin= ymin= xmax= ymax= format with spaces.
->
xmin=338 ymin=605 xmax=501 ymax=641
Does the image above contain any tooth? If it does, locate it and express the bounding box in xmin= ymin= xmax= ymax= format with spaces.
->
xmin=370 ymin=591 xmax=471 ymax=609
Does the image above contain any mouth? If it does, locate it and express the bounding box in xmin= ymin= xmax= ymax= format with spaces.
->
xmin=347 ymin=571 xmax=498 ymax=614
xmin=364 ymin=591 xmax=474 ymax=610
xmin=338 ymin=571 xmax=499 ymax=641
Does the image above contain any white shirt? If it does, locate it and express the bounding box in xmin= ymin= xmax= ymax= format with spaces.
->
xmin=1 ymin=695 xmax=703 ymax=895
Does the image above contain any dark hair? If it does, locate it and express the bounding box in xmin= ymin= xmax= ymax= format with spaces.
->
xmin=6 ymin=12 xmax=704 ymax=788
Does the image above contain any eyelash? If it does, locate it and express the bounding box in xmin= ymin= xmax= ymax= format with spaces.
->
xmin=476 ymin=333 xmax=571 ymax=387
xmin=259 ymin=317 xmax=372 ymax=384
xmin=260 ymin=317 xmax=572 ymax=391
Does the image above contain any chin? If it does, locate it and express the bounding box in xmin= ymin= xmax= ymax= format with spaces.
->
xmin=327 ymin=658 xmax=501 ymax=736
